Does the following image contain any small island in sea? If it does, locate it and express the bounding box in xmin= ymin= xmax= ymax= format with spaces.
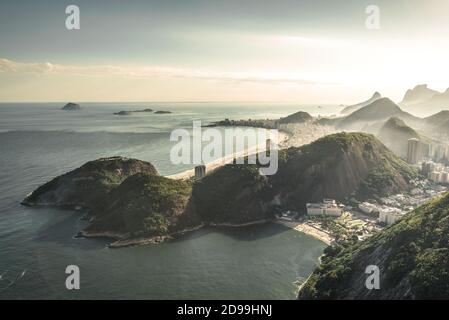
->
xmin=154 ymin=110 xmax=172 ymax=114
xmin=114 ymin=108 xmax=153 ymax=115
xmin=62 ymin=102 xmax=81 ymax=111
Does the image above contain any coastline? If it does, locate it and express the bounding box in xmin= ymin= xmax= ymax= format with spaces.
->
xmin=166 ymin=130 xmax=289 ymax=180
xmin=275 ymin=220 xmax=334 ymax=246
xmin=79 ymin=220 xmax=272 ymax=248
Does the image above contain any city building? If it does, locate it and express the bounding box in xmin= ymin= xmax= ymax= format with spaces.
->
xmin=266 ymin=139 xmax=272 ymax=153
xmin=194 ymin=165 xmax=206 ymax=179
xmin=407 ymin=138 xmax=420 ymax=164
xmin=358 ymin=202 xmax=379 ymax=215
xmin=378 ymin=207 xmax=404 ymax=225
xmin=306 ymin=199 xmax=342 ymax=217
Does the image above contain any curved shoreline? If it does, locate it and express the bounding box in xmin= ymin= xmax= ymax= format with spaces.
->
xmin=166 ymin=130 xmax=289 ymax=180
xmin=79 ymin=218 xmax=333 ymax=248
xmin=275 ymin=220 xmax=333 ymax=245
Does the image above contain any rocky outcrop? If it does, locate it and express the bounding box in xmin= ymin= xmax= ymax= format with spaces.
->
xmin=114 ymin=108 xmax=153 ymax=116
xmin=154 ymin=110 xmax=172 ymax=114
xmin=22 ymin=157 xmax=157 ymax=209
xmin=62 ymin=102 xmax=81 ymax=111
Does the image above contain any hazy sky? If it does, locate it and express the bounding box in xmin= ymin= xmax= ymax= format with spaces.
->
xmin=1 ymin=0 xmax=448 ymax=103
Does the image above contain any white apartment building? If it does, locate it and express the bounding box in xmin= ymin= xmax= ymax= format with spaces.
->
xmin=378 ymin=208 xmax=404 ymax=225
xmin=358 ymin=202 xmax=379 ymax=214
xmin=306 ymin=199 xmax=342 ymax=217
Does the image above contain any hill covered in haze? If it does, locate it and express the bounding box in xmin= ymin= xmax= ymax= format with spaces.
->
xmin=377 ymin=117 xmax=421 ymax=159
xmin=340 ymin=92 xmax=381 ymax=115
xmin=400 ymin=84 xmax=449 ymax=117
xmin=337 ymin=98 xmax=419 ymax=131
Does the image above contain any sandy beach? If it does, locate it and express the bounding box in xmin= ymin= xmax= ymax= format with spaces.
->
xmin=275 ymin=220 xmax=334 ymax=245
xmin=167 ymin=130 xmax=289 ymax=180
xmin=166 ymin=121 xmax=335 ymax=180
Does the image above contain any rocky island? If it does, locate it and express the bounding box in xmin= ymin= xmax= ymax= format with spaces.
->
xmin=114 ymin=108 xmax=153 ymax=116
xmin=22 ymin=132 xmax=418 ymax=248
xmin=154 ymin=110 xmax=172 ymax=114
xmin=62 ymin=102 xmax=81 ymax=111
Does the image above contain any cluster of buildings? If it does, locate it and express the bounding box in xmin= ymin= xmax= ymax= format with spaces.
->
xmin=421 ymin=161 xmax=449 ymax=184
xmin=358 ymin=179 xmax=447 ymax=225
xmin=407 ymin=138 xmax=449 ymax=165
xmin=303 ymin=180 xmax=447 ymax=227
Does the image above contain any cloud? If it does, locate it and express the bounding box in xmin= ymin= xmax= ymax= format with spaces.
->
xmin=0 ymin=58 xmax=328 ymax=86
xmin=0 ymin=59 xmax=55 ymax=73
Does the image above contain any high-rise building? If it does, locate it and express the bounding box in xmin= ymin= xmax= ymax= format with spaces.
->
xmin=194 ymin=165 xmax=206 ymax=179
xmin=407 ymin=138 xmax=420 ymax=164
xmin=421 ymin=161 xmax=434 ymax=178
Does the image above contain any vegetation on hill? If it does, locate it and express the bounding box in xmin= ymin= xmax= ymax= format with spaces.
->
xmin=272 ymin=132 xmax=418 ymax=211
xmin=192 ymin=164 xmax=273 ymax=224
xmin=279 ymin=111 xmax=313 ymax=124
xmin=22 ymin=157 xmax=158 ymax=208
xmin=84 ymin=173 xmax=200 ymax=237
xmin=23 ymin=133 xmax=417 ymax=245
xmin=298 ymin=192 xmax=449 ymax=299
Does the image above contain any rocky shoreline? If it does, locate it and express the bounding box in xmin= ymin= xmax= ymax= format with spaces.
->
xmin=78 ymin=221 xmax=274 ymax=248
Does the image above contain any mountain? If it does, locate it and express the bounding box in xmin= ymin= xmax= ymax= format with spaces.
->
xmin=298 ymin=192 xmax=449 ymax=299
xmin=377 ymin=117 xmax=420 ymax=159
xmin=431 ymin=88 xmax=449 ymax=101
xmin=340 ymin=92 xmax=381 ymax=115
xmin=400 ymin=85 xmax=449 ymax=117
xmin=401 ymin=84 xmax=440 ymax=105
xmin=22 ymin=157 xmax=158 ymax=208
xmin=423 ymin=110 xmax=449 ymax=127
xmin=62 ymin=102 xmax=81 ymax=111
xmin=279 ymin=111 xmax=313 ymax=124
xmin=272 ymin=132 xmax=418 ymax=211
xmin=337 ymin=98 xmax=419 ymax=131
xmin=192 ymin=164 xmax=273 ymax=225
xmin=420 ymin=110 xmax=449 ymax=136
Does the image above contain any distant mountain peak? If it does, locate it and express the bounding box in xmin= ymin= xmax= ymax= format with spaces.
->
xmin=337 ymin=97 xmax=418 ymax=131
xmin=401 ymin=84 xmax=440 ymax=104
xmin=340 ymin=92 xmax=382 ymax=115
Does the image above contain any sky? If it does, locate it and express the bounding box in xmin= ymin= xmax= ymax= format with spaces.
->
xmin=0 ymin=0 xmax=448 ymax=103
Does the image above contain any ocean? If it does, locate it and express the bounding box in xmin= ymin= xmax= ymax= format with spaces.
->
xmin=0 ymin=102 xmax=338 ymax=299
